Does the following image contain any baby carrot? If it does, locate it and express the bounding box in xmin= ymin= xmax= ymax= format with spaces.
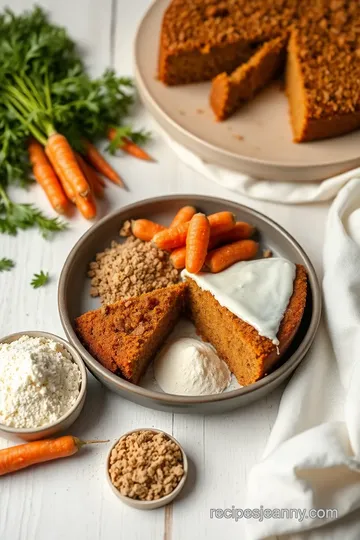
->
xmin=153 ymin=211 xmax=235 ymax=250
xmin=205 ymin=239 xmax=259 ymax=273
xmin=83 ymin=139 xmax=125 ymax=188
xmin=208 ymin=221 xmax=255 ymax=250
xmin=170 ymin=205 xmax=197 ymax=228
xmin=170 ymin=246 xmax=186 ymax=270
xmin=131 ymin=219 xmax=166 ymax=242
xmin=108 ymin=128 xmax=154 ymax=161
xmin=75 ymin=192 xmax=97 ymax=220
xmin=28 ymin=139 xmax=68 ymax=214
xmin=207 ymin=211 xmax=236 ymax=236
xmin=186 ymin=213 xmax=210 ymax=274
xmin=76 ymin=153 xmax=104 ymax=199
xmin=0 ymin=436 xmax=108 ymax=476
xmin=153 ymin=222 xmax=190 ymax=250
xmin=46 ymin=133 xmax=90 ymax=198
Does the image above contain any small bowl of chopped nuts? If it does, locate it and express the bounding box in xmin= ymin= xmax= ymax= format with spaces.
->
xmin=106 ymin=428 xmax=188 ymax=509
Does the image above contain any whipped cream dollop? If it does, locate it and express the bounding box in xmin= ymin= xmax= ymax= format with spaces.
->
xmin=154 ymin=338 xmax=231 ymax=396
xmin=182 ymin=258 xmax=296 ymax=345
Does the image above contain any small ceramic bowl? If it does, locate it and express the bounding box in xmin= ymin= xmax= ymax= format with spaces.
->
xmin=0 ymin=331 xmax=87 ymax=441
xmin=106 ymin=428 xmax=188 ymax=509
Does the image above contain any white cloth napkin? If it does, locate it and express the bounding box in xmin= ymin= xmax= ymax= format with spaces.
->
xmin=166 ymin=134 xmax=360 ymax=204
xmin=245 ymin=177 xmax=360 ymax=539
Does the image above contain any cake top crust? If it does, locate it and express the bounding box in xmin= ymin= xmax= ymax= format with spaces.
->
xmin=162 ymin=0 xmax=360 ymax=118
xmin=296 ymin=0 xmax=360 ymax=118
xmin=162 ymin=0 xmax=298 ymax=52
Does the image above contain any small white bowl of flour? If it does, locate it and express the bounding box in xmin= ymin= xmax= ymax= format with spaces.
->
xmin=0 ymin=331 xmax=87 ymax=441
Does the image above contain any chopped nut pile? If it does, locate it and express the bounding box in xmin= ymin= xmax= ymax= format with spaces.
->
xmin=109 ymin=430 xmax=185 ymax=501
xmin=88 ymin=231 xmax=180 ymax=304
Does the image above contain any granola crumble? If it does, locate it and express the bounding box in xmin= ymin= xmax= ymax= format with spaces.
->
xmin=88 ymin=229 xmax=180 ymax=304
xmin=109 ymin=430 xmax=184 ymax=501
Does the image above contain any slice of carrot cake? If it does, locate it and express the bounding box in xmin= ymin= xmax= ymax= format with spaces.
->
xmin=210 ymin=36 xmax=287 ymax=121
xmin=75 ymin=283 xmax=186 ymax=384
xmin=182 ymin=260 xmax=307 ymax=386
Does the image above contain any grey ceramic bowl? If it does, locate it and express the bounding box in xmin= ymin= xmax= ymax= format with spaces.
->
xmin=58 ymin=194 xmax=321 ymax=414
xmin=106 ymin=428 xmax=188 ymax=509
xmin=0 ymin=331 xmax=87 ymax=441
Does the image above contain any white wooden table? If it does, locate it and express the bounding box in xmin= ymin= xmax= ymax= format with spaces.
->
xmin=0 ymin=1 xmax=328 ymax=539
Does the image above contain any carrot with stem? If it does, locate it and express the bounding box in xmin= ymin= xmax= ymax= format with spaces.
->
xmin=45 ymin=133 xmax=90 ymax=198
xmin=170 ymin=247 xmax=186 ymax=270
xmin=46 ymin=143 xmax=76 ymax=203
xmin=208 ymin=221 xmax=255 ymax=250
xmin=76 ymin=153 xmax=104 ymax=199
xmin=153 ymin=211 xmax=235 ymax=251
xmin=28 ymin=139 xmax=68 ymax=214
xmin=131 ymin=219 xmax=166 ymax=242
xmin=83 ymin=139 xmax=125 ymax=188
xmin=170 ymin=206 xmax=197 ymax=228
xmin=108 ymin=128 xmax=153 ymax=161
xmin=205 ymin=239 xmax=259 ymax=273
xmin=186 ymin=213 xmax=210 ymax=273
xmin=0 ymin=436 xmax=109 ymax=476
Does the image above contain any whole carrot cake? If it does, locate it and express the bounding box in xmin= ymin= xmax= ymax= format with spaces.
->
xmin=159 ymin=0 xmax=360 ymax=142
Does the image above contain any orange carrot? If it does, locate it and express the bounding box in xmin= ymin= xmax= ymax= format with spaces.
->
xmin=153 ymin=222 xmax=190 ymax=250
xmin=75 ymin=192 xmax=97 ymax=220
xmin=170 ymin=247 xmax=186 ymax=270
xmin=28 ymin=139 xmax=68 ymax=214
xmin=46 ymin=144 xmax=76 ymax=202
xmin=83 ymin=139 xmax=125 ymax=188
xmin=131 ymin=219 xmax=166 ymax=242
xmin=0 ymin=436 xmax=108 ymax=476
xmin=76 ymin=153 xmax=104 ymax=199
xmin=108 ymin=128 xmax=154 ymax=161
xmin=170 ymin=206 xmax=197 ymax=228
xmin=205 ymin=240 xmax=259 ymax=273
xmin=153 ymin=211 xmax=235 ymax=250
xmin=186 ymin=213 xmax=210 ymax=273
xmin=207 ymin=211 xmax=236 ymax=236
xmin=208 ymin=221 xmax=255 ymax=250
xmin=45 ymin=133 xmax=90 ymax=198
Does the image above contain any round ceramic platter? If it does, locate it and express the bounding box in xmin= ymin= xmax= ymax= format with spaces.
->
xmin=134 ymin=0 xmax=360 ymax=182
xmin=59 ymin=195 xmax=321 ymax=414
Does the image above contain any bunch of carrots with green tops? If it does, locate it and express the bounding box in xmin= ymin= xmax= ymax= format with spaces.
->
xmin=0 ymin=7 xmax=152 ymax=236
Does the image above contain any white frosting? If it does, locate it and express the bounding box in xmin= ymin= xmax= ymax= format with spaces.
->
xmin=182 ymin=258 xmax=296 ymax=345
xmin=154 ymin=338 xmax=231 ymax=396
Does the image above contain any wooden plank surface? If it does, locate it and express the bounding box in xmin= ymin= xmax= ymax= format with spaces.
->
xmin=0 ymin=1 xmax=328 ymax=539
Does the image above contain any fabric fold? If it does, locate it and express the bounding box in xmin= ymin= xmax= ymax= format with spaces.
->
xmin=246 ymin=178 xmax=360 ymax=539
xmin=164 ymin=134 xmax=360 ymax=204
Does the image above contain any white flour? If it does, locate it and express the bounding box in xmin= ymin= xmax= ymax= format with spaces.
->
xmin=0 ymin=335 xmax=81 ymax=428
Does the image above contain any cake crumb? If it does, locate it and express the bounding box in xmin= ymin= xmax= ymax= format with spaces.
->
xmin=119 ymin=220 xmax=132 ymax=237
xmin=233 ymin=134 xmax=244 ymax=141
xmin=179 ymin=110 xmax=186 ymax=116
xmin=109 ymin=430 xmax=184 ymax=501
xmin=196 ymin=108 xmax=205 ymax=114
xmin=263 ymin=249 xmax=273 ymax=258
